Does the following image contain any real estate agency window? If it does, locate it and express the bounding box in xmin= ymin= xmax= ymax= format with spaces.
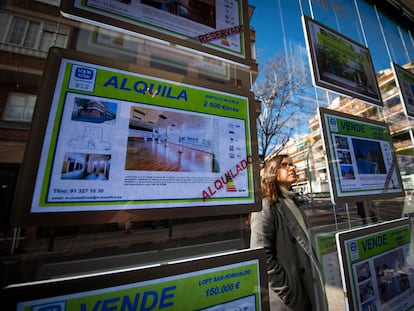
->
xmin=1 ymin=12 xmax=68 ymax=52
xmin=2 ymin=92 xmax=36 ymax=123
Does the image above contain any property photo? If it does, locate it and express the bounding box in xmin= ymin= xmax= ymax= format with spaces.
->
xmin=61 ymin=152 xmax=111 ymax=180
xmin=352 ymin=138 xmax=386 ymax=175
xmin=71 ymin=97 xmax=117 ymax=124
xmin=125 ymin=105 xmax=220 ymax=172
xmin=304 ymin=16 xmax=382 ymax=105
xmin=141 ymin=0 xmax=216 ymax=28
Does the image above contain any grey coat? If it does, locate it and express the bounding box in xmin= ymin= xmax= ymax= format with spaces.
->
xmin=250 ymin=190 xmax=328 ymax=311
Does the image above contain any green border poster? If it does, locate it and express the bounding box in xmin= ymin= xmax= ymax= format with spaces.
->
xmin=30 ymin=49 xmax=255 ymax=214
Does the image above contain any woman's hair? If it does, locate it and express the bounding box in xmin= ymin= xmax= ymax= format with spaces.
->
xmin=261 ymin=154 xmax=288 ymax=204
xmin=245 ymin=154 xmax=289 ymax=225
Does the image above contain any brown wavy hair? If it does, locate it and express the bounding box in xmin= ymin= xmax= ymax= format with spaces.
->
xmin=261 ymin=154 xmax=289 ymax=205
xmin=246 ymin=155 xmax=289 ymax=225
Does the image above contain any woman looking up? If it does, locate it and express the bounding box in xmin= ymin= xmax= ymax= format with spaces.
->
xmin=250 ymin=155 xmax=328 ymax=311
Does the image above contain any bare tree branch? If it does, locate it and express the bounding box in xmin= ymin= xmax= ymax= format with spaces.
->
xmin=253 ymin=53 xmax=310 ymax=159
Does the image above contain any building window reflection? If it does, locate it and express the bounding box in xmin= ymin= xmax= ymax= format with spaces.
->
xmin=2 ymin=92 xmax=36 ymax=123
xmin=0 ymin=11 xmax=69 ymax=56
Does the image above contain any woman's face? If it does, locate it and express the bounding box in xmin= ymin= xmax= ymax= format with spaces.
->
xmin=276 ymin=157 xmax=297 ymax=189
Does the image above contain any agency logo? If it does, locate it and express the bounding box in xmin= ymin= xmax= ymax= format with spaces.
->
xmin=68 ymin=64 xmax=97 ymax=92
xmin=329 ymin=116 xmax=338 ymax=132
xmin=74 ymin=67 xmax=94 ymax=80
xmin=32 ymin=301 xmax=66 ymax=311
xmin=349 ymin=240 xmax=359 ymax=261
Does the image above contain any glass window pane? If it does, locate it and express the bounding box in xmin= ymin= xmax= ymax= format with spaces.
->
xmin=400 ymin=29 xmax=414 ymax=62
xmin=22 ymin=106 xmax=34 ymax=120
xmin=23 ymin=21 xmax=40 ymax=48
xmin=6 ymin=17 xmax=27 ymax=45
xmin=40 ymin=29 xmax=68 ymax=51
xmin=0 ymin=13 xmax=10 ymax=41
xmin=55 ymin=33 xmax=67 ymax=48
xmin=23 ymin=96 xmax=36 ymax=121
xmin=3 ymin=93 xmax=36 ymax=121
xmin=3 ymin=97 xmax=24 ymax=120
xmin=355 ymin=1 xmax=390 ymax=71
xmin=380 ymin=16 xmax=411 ymax=65
xmin=3 ymin=105 xmax=23 ymax=120
xmin=39 ymin=30 xmax=54 ymax=51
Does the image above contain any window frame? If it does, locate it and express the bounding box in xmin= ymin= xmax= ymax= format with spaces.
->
xmin=2 ymin=92 xmax=37 ymax=124
xmin=0 ymin=11 xmax=69 ymax=55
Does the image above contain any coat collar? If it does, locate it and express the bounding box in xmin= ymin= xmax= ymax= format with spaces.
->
xmin=276 ymin=192 xmax=313 ymax=256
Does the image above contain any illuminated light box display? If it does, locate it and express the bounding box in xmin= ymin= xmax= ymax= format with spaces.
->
xmin=60 ymin=0 xmax=252 ymax=65
xmin=302 ymin=15 xmax=382 ymax=106
xmin=3 ymin=248 xmax=270 ymax=311
xmin=336 ymin=218 xmax=414 ymax=311
xmin=12 ymin=48 xmax=260 ymax=226
xmin=318 ymin=107 xmax=404 ymax=202
xmin=392 ymin=62 xmax=414 ymax=118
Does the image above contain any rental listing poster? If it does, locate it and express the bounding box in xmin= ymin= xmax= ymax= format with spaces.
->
xmin=24 ymin=48 xmax=256 ymax=216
